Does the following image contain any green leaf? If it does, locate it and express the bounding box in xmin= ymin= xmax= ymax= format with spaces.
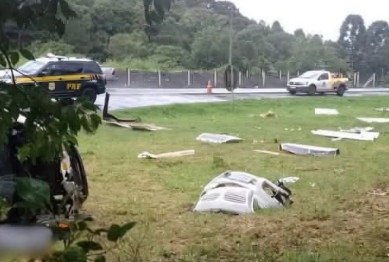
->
xmin=20 ymin=48 xmax=35 ymax=61
xmin=0 ymin=54 xmax=6 ymax=67
xmin=107 ymin=224 xmax=121 ymax=242
xmin=15 ymin=177 xmax=50 ymax=208
xmin=119 ymin=222 xmax=136 ymax=239
xmin=94 ymin=255 xmax=106 ymax=262
xmin=90 ymin=113 xmax=101 ymax=130
xmin=62 ymin=246 xmax=87 ymax=262
xmin=77 ymin=221 xmax=87 ymax=231
xmin=76 ymin=241 xmax=103 ymax=252
xmin=9 ymin=51 xmax=19 ymax=66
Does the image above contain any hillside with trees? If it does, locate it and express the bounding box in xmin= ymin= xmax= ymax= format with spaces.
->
xmin=8 ymin=0 xmax=389 ymax=77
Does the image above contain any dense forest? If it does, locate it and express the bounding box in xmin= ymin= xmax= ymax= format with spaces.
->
xmin=6 ymin=0 xmax=389 ymax=76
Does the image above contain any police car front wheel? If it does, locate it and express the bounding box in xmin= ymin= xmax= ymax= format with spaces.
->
xmin=81 ymin=87 xmax=97 ymax=103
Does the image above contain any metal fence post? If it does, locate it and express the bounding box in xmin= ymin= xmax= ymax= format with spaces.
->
xmin=158 ymin=70 xmax=161 ymax=88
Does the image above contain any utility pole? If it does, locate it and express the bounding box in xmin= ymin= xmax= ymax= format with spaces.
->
xmin=228 ymin=6 xmax=234 ymax=101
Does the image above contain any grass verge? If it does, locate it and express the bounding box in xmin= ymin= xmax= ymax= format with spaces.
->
xmin=80 ymin=96 xmax=389 ymax=261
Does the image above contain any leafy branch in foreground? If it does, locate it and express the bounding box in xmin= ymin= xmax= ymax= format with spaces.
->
xmin=0 ymin=0 xmax=99 ymax=162
xmin=0 ymin=1 xmax=136 ymax=261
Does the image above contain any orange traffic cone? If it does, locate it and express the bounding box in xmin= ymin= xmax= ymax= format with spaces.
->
xmin=207 ymin=80 xmax=212 ymax=94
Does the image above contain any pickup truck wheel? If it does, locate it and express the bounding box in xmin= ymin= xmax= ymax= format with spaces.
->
xmin=336 ymin=85 xmax=346 ymax=96
xmin=81 ymin=87 xmax=97 ymax=103
xmin=308 ymin=85 xmax=316 ymax=96
xmin=289 ymin=90 xmax=296 ymax=95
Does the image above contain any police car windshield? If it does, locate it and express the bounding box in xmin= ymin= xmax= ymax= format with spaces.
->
xmin=18 ymin=60 xmax=46 ymax=75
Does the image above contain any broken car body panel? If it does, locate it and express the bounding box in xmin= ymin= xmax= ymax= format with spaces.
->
xmin=311 ymin=129 xmax=379 ymax=141
xmin=193 ymin=171 xmax=297 ymax=214
xmin=280 ymin=143 xmax=339 ymax=156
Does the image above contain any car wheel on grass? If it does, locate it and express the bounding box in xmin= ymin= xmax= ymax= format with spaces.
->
xmin=289 ymin=90 xmax=296 ymax=95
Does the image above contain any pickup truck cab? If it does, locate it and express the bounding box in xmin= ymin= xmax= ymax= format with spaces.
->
xmin=287 ymin=70 xmax=349 ymax=96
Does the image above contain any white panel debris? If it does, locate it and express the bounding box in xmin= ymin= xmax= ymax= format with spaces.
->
xmin=138 ymin=150 xmax=195 ymax=159
xmin=280 ymin=143 xmax=339 ymax=156
xmin=315 ymin=108 xmax=339 ymax=115
xmin=193 ymin=171 xmax=297 ymax=214
xmin=311 ymin=129 xmax=379 ymax=141
xmin=357 ymin=117 xmax=389 ymax=123
xmin=340 ymin=127 xmax=374 ymax=133
xmin=253 ymin=149 xmax=280 ymax=156
xmin=196 ymin=133 xmax=242 ymax=143
xmin=103 ymin=120 xmax=168 ymax=131
xmin=375 ymin=108 xmax=389 ymax=112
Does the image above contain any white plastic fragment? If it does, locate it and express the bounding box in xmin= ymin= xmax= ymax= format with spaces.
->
xmin=196 ymin=133 xmax=242 ymax=143
xmin=279 ymin=177 xmax=299 ymax=183
xmin=315 ymin=108 xmax=339 ymax=115
xmin=280 ymin=143 xmax=339 ymax=156
xmin=137 ymin=149 xmax=195 ymax=159
xmin=375 ymin=108 xmax=389 ymax=112
xmin=311 ymin=129 xmax=379 ymax=141
xmin=253 ymin=149 xmax=280 ymax=155
xmin=340 ymin=127 xmax=374 ymax=133
xmin=357 ymin=117 xmax=389 ymax=123
xmin=193 ymin=171 xmax=296 ymax=214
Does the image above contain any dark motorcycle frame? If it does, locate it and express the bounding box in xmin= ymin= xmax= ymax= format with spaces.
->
xmin=1 ymin=120 xmax=89 ymax=224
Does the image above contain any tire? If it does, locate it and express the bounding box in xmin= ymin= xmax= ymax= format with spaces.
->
xmin=336 ymin=85 xmax=346 ymax=96
xmin=81 ymin=87 xmax=97 ymax=103
xmin=69 ymin=145 xmax=89 ymax=200
xmin=289 ymin=90 xmax=296 ymax=95
xmin=308 ymin=85 xmax=316 ymax=96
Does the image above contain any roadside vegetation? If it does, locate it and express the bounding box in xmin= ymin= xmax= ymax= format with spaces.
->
xmin=6 ymin=0 xmax=389 ymax=77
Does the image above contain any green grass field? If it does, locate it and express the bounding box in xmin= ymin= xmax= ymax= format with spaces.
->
xmin=79 ymin=96 xmax=389 ymax=261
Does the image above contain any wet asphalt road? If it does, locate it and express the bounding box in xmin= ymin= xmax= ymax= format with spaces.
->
xmin=96 ymin=87 xmax=389 ymax=111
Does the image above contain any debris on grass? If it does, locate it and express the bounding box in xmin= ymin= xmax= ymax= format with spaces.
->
xmin=193 ymin=171 xmax=296 ymax=214
xmin=357 ymin=117 xmax=389 ymax=123
xmin=104 ymin=120 xmax=168 ymax=131
xmin=311 ymin=129 xmax=379 ymax=141
xmin=340 ymin=127 xmax=374 ymax=133
xmin=375 ymin=108 xmax=389 ymax=112
xmin=253 ymin=149 xmax=280 ymax=156
xmin=368 ymin=191 xmax=389 ymax=196
xmin=280 ymin=143 xmax=339 ymax=156
xmin=102 ymin=92 xmax=167 ymax=131
xmin=127 ymin=122 xmax=168 ymax=131
xmin=315 ymin=108 xmax=339 ymax=115
xmin=260 ymin=110 xmax=276 ymax=118
xmin=284 ymin=127 xmax=302 ymax=131
xmin=196 ymin=133 xmax=242 ymax=143
xmin=138 ymin=150 xmax=195 ymax=159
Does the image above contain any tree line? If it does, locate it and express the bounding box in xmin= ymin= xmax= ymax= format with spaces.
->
xmin=7 ymin=0 xmax=389 ymax=77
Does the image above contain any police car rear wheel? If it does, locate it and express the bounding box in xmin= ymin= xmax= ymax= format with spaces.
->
xmin=81 ymin=87 xmax=97 ymax=103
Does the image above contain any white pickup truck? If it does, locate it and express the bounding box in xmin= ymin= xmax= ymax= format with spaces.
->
xmin=287 ymin=70 xmax=349 ymax=96
xmin=100 ymin=66 xmax=117 ymax=81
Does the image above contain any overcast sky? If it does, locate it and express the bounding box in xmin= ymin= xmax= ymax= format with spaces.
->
xmin=229 ymin=0 xmax=389 ymax=41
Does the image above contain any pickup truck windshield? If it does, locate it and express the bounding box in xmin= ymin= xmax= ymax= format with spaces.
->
xmin=299 ymin=71 xmax=321 ymax=79
xmin=17 ymin=60 xmax=46 ymax=75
